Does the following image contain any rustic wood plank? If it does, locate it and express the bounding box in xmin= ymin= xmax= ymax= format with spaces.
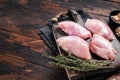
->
xmin=47 ymin=0 xmax=120 ymax=16
xmin=0 ymin=16 xmax=43 ymax=39
xmin=0 ymin=29 xmax=38 ymax=43
xmin=0 ymin=37 xmax=59 ymax=70
xmin=0 ymin=53 xmax=68 ymax=80
xmin=0 ymin=29 xmax=53 ymax=54
xmin=0 ymin=24 xmax=57 ymax=69
xmin=0 ymin=1 xmax=56 ymax=39
xmin=0 ymin=29 xmax=48 ymax=54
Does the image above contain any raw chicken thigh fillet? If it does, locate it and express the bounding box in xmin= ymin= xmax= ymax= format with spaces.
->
xmin=90 ymin=34 xmax=116 ymax=60
xmin=58 ymin=21 xmax=91 ymax=39
xmin=85 ymin=19 xmax=114 ymax=40
xmin=57 ymin=36 xmax=91 ymax=59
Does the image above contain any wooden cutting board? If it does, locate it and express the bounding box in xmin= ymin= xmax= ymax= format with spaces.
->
xmin=50 ymin=9 xmax=120 ymax=80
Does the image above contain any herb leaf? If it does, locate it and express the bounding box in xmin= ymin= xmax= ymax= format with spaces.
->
xmin=44 ymin=54 xmax=113 ymax=71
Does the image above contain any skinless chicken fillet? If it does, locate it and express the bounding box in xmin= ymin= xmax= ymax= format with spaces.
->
xmin=58 ymin=21 xmax=91 ymax=39
xmin=85 ymin=19 xmax=114 ymax=40
xmin=56 ymin=36 xmax=91 ymax=59
xmin=90 ymin=34 xmax=116 ymax=60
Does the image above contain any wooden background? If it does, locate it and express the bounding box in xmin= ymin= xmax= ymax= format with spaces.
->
xmin=0 ymin=0 xmax=120 ymax=80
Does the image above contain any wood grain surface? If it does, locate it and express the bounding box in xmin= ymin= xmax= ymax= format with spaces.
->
xmin=0 ymin=0 xmax=120 ymax=80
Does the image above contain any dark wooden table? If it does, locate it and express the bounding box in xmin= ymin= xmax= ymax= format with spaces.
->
xmin=0 ymin=0 xmax=120 ymax=80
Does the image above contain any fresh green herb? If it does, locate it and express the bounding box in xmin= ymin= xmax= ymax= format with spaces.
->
xmin=44 ymin=54 xmax=113 ymax=71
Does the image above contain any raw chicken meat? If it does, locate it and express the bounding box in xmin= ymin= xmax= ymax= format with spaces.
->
xmin=90 ymin=34 xmax=116 ymax=60
xmin=85 ymin=19 xmax=114 ymax=40
xmin=58 ymin=21 xmax=91 ymax=39
xmin=57 ymin=36 xmax=91 ymax=59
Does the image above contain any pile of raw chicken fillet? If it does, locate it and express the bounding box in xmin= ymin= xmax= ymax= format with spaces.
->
xmin=56 ymin=19 xmax=116 ymax=60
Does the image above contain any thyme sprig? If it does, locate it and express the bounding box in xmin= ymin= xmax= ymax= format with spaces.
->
xmin=44 ymin=54 xmax=113 ymax=71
